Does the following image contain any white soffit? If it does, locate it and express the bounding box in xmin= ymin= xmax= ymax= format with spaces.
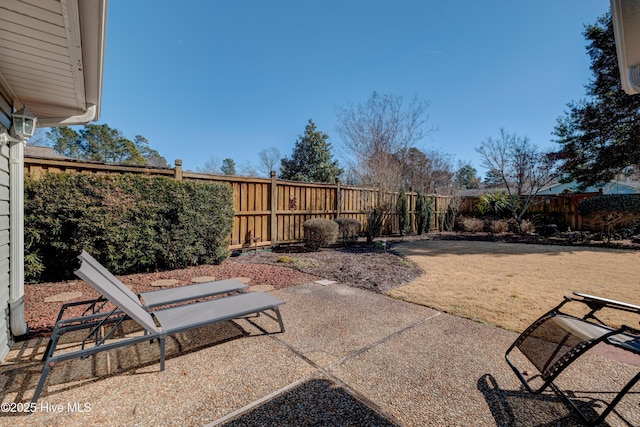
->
xmin=612 ymin=0 xmax=640 ymax=94
xmin=0 ymin=0 xmax=107 ymax=126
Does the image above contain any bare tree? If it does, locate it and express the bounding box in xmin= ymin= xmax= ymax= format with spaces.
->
xmin=257 ymin=147 xmax=281 ymax=177
xmin=238 ymin=160 xmax=260 ymax=177
xmin=476 ymin=128 xmax=558 ymax=230
xmin=196 ymin=155 xmax=221 ymax=174
xmin=401 ymin=148 xmax=455 ymax=194
xmin=336 ymin=92 xmax=434 ymax=191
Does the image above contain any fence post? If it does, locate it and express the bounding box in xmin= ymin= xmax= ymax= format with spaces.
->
xmin=335 ymin=177 xmax=341 ymax=219
xmin=270 ymin=170 xmax=277 ymax=245
xmin=174 ymin=159 xmax=183 ymax=180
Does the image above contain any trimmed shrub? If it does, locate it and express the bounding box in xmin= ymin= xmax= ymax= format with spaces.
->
xmin=303 ymin=218 xmax=338 ymax=250
xmin=334 ymin=217 xmax=362 ymax=244
xmin=24 ymin=173 xmax=234 ymax=281
xmin=489 ymin=219 xmax=510 ymax=234
xmin=365 ymin=205 xmax=391 ymax=243
xmin=520 ymin=219 xmax=536 ymax=234
xmin=460 ymin=216 xmax=484 ymax=233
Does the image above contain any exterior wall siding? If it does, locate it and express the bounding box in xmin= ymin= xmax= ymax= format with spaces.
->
xmin=0 ymin=123 xmax=10 ymax=361
xmin=0 ymin=89 xmax=11 ymax=360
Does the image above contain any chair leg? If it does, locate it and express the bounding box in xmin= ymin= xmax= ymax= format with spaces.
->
xmin=159 ymin=336 xmax=166 ymax=371
xmin=274 ymin=307 xmax=285 ymax=333
xmin=31 ymin=362 xmax=52 ymax=405
xmin=587 ymin=370 xmax=640 ymax=426
xmin=41 ymin=332 xmax=60 ymax=362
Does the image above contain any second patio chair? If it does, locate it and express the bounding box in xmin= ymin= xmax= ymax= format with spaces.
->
xmin=505 ymin=292 xmax=640 ymax=426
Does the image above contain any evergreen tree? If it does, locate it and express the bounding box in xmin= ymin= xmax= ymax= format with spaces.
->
xmin=280 ymin=119 xmax=343 ymax=182
xmin=552 ymin=13 xmax=640 ymax=188
xmin=397 ymin=188 xmax=410 ymax=233
xmin=455 ymin=164 xmax=481 ymax=189
xmin=134 ymin=135 xmax=168 ymax=167
xmin=221 ymin=158 xmax=237 ymax=175
xmin=46 ymin=126 xmax=81 ymax=158
xmin=80 ymin=123 xmax=140 ymax=164
xmin=46 ymin=124 xmax=167 ymax=167
xmin=483 ymin=169 xmax=503 ymax=187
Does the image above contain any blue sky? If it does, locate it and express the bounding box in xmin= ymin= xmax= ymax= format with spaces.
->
xmin=99 ymin=1 xmax=610 ymax=176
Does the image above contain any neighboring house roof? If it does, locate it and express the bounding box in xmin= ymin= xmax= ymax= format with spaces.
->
xmin=612 ymin=0 xmax=640 ymax=94
xmin=24 ymin=145 xmax=70 ymax=160
xmin=459 ymin=180 xmax=640 ymax=197
xmin=0 ymin=0 xmax=108 ymax=128
xmin=538 ymin=180 xmax=640 ymax=195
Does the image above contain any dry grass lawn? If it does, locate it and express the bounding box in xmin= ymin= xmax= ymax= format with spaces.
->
xmin=388 ymin=240 xmax=640 ymax=333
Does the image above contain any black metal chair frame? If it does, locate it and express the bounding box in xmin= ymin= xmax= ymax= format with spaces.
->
xmin=505 ymin=292 xmax=640 ymax=426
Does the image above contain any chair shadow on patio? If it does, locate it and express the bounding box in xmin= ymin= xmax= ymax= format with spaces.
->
xmin=477 ymin=373 xmax=640 ymax=426
xmin=0 ymin=320 xmax=252 ymax=410
xmin=218 ymin=378 xmax=399 ymax=426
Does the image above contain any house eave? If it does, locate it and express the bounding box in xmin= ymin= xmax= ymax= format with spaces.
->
xmin=611 ymin=0 xmax=640 ymax=94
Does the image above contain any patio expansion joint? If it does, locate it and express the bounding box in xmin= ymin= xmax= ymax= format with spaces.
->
xmin=208 ymin=309 xmax=442 ymax=426
xmin=326 ymin=311 xmax=442 ymax=370
xmin=213 ymin=311 xmax=443 ymax=427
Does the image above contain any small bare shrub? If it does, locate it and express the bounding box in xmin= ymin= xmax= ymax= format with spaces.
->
xmin=303 ymin=218 xmax=338 ymax=250
xmin=439 ymin=196 xmax=462 ymax=232
xmin=459 ymin=217 xmax=484 ymax=233
xmin=365 ymin=204 xmax=392 ymax=243
xmin=334 ymin=217 xmax=362 ymax=244
xmin=520 ymin=219 xmax=536 ymax=234
xmin=489 ymin=219 xmax=509 ymax=234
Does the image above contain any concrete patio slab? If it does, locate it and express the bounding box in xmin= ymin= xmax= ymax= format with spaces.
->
xmin=328 ymin=313 xmax=558 ymax=426
xmin=269 ymin=283 xmax=438 ymax=367
xmin=1 ymin=281 xmax=638 ymax=426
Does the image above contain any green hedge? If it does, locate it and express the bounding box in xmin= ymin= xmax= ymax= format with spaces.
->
xmin=25 ymin=173 xmax=234 ymax=281
xmin=578 ymin=194 xmax=640 ymax=216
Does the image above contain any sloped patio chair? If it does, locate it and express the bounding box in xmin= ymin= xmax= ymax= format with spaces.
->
xmin=42 ymin=251 xmax=250 ymax=362
xmin=505 ymin=292 xmax=640 ymax=426
xmin=31 ymin=251 xmax=285 ymax=405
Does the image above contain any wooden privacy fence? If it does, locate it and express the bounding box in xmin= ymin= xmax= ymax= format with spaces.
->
xmin=24 ymin=157 xmax=451 ymax=249
xmin=459 ymin=192 xmax=615 ymax=231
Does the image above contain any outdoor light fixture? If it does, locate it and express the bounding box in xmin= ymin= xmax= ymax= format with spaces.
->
xmin=12 ymin=107 xmax=37 ymax=139
xmin=0 ymin=106 xmax=37 ymax=143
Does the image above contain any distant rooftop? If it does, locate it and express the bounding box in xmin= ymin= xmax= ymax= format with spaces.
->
xmin=538 ymin=180 xmax=640 ymax=195
xmin=24 ymin=145 xmax=71 ymax=161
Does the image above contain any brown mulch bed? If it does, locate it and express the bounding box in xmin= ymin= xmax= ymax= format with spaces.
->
xmin=24 ymin=243 xmax=423 ymax=338
xmin=235 ymin=243 xmax=423 ymax=293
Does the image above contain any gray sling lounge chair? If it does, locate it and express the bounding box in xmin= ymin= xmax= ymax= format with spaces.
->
xmin=31 ymin=252 xmax=285 ymax=405
xmin=42 ymin=251 xmax=250 ymax=362
xmin=505 ymin=292 xmax=640 ymax=426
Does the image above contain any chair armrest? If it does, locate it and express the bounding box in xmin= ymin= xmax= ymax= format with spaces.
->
xmin=573 ymin=292 xmax=640 ymax=314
